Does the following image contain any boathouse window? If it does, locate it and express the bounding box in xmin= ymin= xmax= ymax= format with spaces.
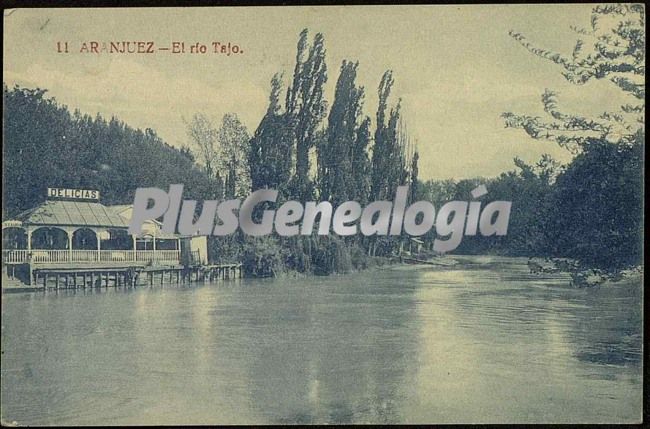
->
xmin=2 ymin=228 xmax=27 ymax=249
xmin=101 ymin=229 xmax=132 ymax=250
xmin=31 ymin=227 xmax=69 ymax=250
xmin=72 ymin=228 xmax=98 ymax=250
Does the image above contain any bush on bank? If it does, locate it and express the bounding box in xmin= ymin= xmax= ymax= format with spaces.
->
xmin=213 ymin=234 xmax=381 ymax=278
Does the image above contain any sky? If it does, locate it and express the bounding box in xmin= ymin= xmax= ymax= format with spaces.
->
xmin=3 ymin=5 xmax=626 ymax=180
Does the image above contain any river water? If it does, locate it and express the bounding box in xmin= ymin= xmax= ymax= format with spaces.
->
xmin=1 ymin=256 xmax=642 ymax=424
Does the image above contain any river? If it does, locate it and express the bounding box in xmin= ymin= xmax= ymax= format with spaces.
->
xmin=1 ymin=256 xmax=642 ymax=424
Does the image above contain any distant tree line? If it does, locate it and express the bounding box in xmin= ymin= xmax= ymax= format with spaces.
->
xmin=416 ymin=139 xmax=643 ymax=271
xmin=2 ymin=85 xmax=221 ymax=217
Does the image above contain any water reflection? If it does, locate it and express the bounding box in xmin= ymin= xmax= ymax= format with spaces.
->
xmin=1 ymin=256 xmax=642 ymax=425
xmin=208 ymin=274 xmax=421 ymax=424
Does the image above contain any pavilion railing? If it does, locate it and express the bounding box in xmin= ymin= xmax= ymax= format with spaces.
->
xmin=2 ymin=249 xmax=180 ymax=265
xmin=2 ymin=249 xmax=29 ymax=264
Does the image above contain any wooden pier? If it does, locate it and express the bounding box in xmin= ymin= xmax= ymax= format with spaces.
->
xmin=21 ymin=263 xmax=243 ymax=291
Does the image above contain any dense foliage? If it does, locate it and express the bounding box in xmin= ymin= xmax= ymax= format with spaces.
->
xmin=417 ymin=140 xmax=643 ymax=271
xmin=3 ymin=85 xmax=221 ymax=218
xmin=216 ymin=29 xmax=418 ymax=275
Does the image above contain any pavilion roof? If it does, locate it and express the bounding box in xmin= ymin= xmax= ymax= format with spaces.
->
xmin=12 ymin=200 xmax=129 ymax=228
xmin=109 ymin=205 xmax=180 ymax=239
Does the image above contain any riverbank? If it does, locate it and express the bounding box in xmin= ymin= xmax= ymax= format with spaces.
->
xmin=524 ymin=256 xmax=644 ymax=288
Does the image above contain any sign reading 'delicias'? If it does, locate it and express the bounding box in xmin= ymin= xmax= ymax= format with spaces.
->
xmin=128 ymin=184 xmax=512 ymax=253
xmin=47 ymin=187 xmax=100 ymax=201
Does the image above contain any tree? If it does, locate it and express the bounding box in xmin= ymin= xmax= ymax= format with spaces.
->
xmin=501 ymin=4 xmax=644 ymax=270
xmin=548 ymin=140 xmax=643 ymax=269
xmin=3 ymin=84 xmax=221 ymax=216
xmin=502 ymin=4 xmax=644 ymax=152
xmin=319 ymin=60 xmax=365 ymax=205
xmin=179 ymin=145 xmax=195 ymax=163
xmin=371 ymin=70 xmax=394 ymax=201
xmin=410 ymin=151 xmax=419 ymax=203
xmin=186 ymin=112 xmax=218 ymax=177
xmin=217 ymin=113 xmax=250 ymax=198
xmin=351 ymin=117 xmax=372 ymax=205
xmin=286 ymin=29 xmax=328 ymax=200
xmin=370 ymin=70 xmax=414 ymax=204
xmin=248 ymin=73 xmax=294 ymax=195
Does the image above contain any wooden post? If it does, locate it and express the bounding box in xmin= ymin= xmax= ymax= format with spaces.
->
xmin=67 ymin=230 xmax=73 ymax=263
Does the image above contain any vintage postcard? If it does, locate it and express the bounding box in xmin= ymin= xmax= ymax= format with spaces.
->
xmin=1 ymin=4 xmax=644 ymax=425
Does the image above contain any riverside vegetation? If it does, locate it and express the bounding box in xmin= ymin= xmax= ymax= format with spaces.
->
xmin=2 ymin=5 xmax=643 ymax=282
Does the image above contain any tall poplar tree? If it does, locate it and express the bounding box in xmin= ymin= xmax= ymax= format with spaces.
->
xmin=319 ymin=60 xmax=365 ymax=205
xmin=248 ymin=73 xmax=294 ymax=195
xmin=285 ymin=29 xmax=328 ymax=200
